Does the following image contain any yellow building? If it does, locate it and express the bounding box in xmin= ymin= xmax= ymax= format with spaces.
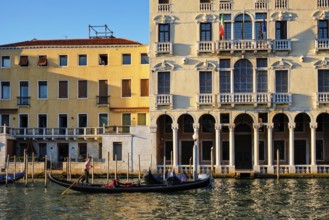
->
xmin=0 ymin=38 xmax=150 ymax=167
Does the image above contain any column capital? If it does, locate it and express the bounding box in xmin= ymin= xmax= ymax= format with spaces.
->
xmin=288 ymin=123 xmax=296 ymax=130
xmin=310 ymin=123 xmax=317 ymax=129
xmin=228 ymin=124 xmax=235 ymax=130
xmin=267 ymin=123 xmax=274 ymax=129
xmin=253 ymin=123 xmax=261 ymax=130
xmin=193 ymin=123 xmax=200 ymax=130
xmin=215 ymin=123 xmax=222 ymax=130
xmin=171 ymin=123 xmax=179 ymax=130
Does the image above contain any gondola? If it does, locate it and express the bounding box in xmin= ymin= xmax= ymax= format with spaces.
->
xmin=0 ymin=171 xmax=25 ymax=184
xmin=143 ymin=169 xmax=187 ymax=185
xmin=48 ymin=173 xmax=211 ymax=193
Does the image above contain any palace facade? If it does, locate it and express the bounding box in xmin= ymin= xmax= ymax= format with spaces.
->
xmin=149 ymin=0 xmax=329 ymax=174
xmin=0 ymin=38 xmax=151 ymax=171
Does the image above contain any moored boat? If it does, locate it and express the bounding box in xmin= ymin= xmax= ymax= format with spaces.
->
xmin=48 ymin=173 xmax=211 ymax=193
xmin=0 ymin=171 xmax=25 ymax=184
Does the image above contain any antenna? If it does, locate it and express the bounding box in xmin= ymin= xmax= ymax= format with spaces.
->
xmin=89 ymin=24 xmax=114 ymax=39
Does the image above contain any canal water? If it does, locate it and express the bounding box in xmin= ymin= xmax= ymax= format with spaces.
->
xmin=1 ymin=178 xmax=329 ymax=219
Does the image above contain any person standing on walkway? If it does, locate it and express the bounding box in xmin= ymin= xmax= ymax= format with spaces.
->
xmin=80 ymin=156 xmax=92 ymax=184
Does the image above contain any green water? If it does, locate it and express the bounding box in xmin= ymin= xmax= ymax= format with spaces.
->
xmin=1 ymin=178 xmax=328 ymax=219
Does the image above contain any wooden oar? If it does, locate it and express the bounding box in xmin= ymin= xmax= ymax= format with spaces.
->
xmin=61 ymin=174 xmax=84 ymax=195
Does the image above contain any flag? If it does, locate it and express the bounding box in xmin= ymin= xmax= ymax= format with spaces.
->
xmin=262 ymin=18 xmax=266 ymax=39
xmin=219 ymin=14 xmax=225 ymax=40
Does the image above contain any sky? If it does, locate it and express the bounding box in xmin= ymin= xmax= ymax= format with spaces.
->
xmin=0 ymin=0 xmax=149 ymax=45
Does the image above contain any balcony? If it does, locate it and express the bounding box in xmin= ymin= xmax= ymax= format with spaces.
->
xmin=17 ymin=96 xmax=30 ymax=106
xmin=2 ymin=126 xmax=130 ymax=140
xmin=255 ymin=0 xmax=268 ymax=9
xmin=217 ymin=40 xmax=272 ymax=53
xmin=96 ymin=95 xmax=110 ymax=105
xmin=200 ymin=2 xmax=212 ymax=11
xmin=218 ymin=93 xmax=271 ymax=107
xmin=155 ymin=94 xmax=173 ymax=109
xmin=275 ymin=0 xmax=288 ymax=9
xmin=273 ymin=40 xmax=291 ymax=52
xmin=272 ymin=93 xmax=292 ymax=105
xmin=155 ymin=42 xmax=172 ymax=55
xmin=219 ymin=1 xmax=232 ymax=10
xmin=318 ymin=0 xmax=329 ymax=8
xmin=316 ymin=92 xmax=329 ymax=106
xmin=158 ymin=3 xmax=171 ymax=13
xmin=197 ymin=94 xmax=215 ymax=107
xmin=315 ymin=39 xmax=329 ymax=51
xmin=197 ymin=41 xmax=216 ymax=54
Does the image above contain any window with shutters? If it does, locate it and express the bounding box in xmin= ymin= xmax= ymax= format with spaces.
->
xmin=98 ymin=80 xmax=108 ymax=104
xmin=58 ymin=81 xmax=68 ymax=99
xmin=275 ymin=21 xmax=287 ymax=39
xmin=38 ymin=55 xmax=47 ymax=66
xmin=78 ymin=80 xmax=88 ymax=98
xmin=19 ymin=56 xmax=28 ymax=67
xmin=140 ymin=79 xmax=149 ymax=97
xmin=122 ymin=79 xmax=131 ymax=97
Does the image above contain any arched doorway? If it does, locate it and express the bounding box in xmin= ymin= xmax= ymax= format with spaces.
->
xmin=294 ymin=113 xmax=311 ymax=165
xmin=235 ymin=114 xmax=253 ymax=170
xmin=177 ymin=114 xmax=194 ymax=165
xmin=156 ymin=115 xmax=173 ymax=165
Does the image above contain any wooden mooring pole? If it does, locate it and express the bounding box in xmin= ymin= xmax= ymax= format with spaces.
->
xmin=163 ymin=156 xmax=166 ymax=183
xmin=138 ymin=154 xmax=141 ymax=184
xmin=127 ymin=153 xmax=129 ymax=182
xmin=32 ymin=152 xmax=35 ymax=184
xmin=14 ymin=155 xmax=16 ymax=180
xmin=277 ymin=148 xmax=280 ymax=180
xmin=25 ymin=152 xmax=28 ymax=187
xmin=107 ymin=152 xmax=110 ymax=183
xmin=115 ymin=154 xmax=117 ymax=180
xmin=211 ymin=147 xmax=214 ymax=176
xmin=44 ymin=155 xmax=47 ymax=188
xmin=5 ymin=154 xmax=9 ymax=187
xmin=91 ymin=157 xmax=94 ymax=184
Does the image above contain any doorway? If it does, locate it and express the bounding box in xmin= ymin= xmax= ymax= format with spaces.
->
xmin=181 ymin=141 xmax=194 ymax=165
xmin=235 ymin=124 xmax=252 ymax=170
xmin=294 ymin=140 xmax=307 ymax=164
xmin=58 ymin=143 xmax=69 ymax=162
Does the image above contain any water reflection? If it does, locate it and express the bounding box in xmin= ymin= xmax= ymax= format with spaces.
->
xmin=1 ymin=178 xmax=329 ymax=219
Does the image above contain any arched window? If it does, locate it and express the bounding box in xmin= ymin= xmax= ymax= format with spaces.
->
xmin=234 ymin=14 xmax=252 ymax=40
xmin=234 ymin=59 xmax=253 ymax=93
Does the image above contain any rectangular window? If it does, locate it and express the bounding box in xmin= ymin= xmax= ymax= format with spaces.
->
xmin=19 ymin=56 xmax=28 ymax=67
xmin=318 ymin=70 xmax=329 ymax=92
xmin=99 ymin=54 xmax=108 ymax=65
xmin=38 ymin=55 xmax=47 ymax=66
xmin=199 ymin=71 xmax=212 ymax=93
xmin=1 ymin=114 xmax=9 ymax=126
xmin=19 ymin=81 xmax=29 ymax=105
xmin=113 ymin=142 xmax=122 ymax=161
xmin=58 ymin=81 xmax=68 ymax=99
xmin=159 ymin=24 xmax=170 ymax=42
xmin=122 ymin=79 xmax=131 ymax=97
xmin=122 ymin=113 xmax=131 ymax=133
xmin=200 ymin=23 xmax=212 ymax=41
xmin=122 ymin=54 xmax=131 ymax=65
xmin=38 ymin=114 xmax=47 ymax=128
xmin=1 ymin=82 xmax=10 ymax=99
xmin=223 ymin=15 xmax=232 ymax=40
xmin=275 ymin=21 xmax=287 ymax=39
xmin=257 ymin=58 xmax=268 ymax=93
xmin=158 ymin=72 xmax=170 ymax=94
xmin=222 ymin=141 xmax=229 ymax=161
xmin=220 ymin=71 xmax=231 ymax=93
xmin=159 ymin=0 xmax=169 ymax=3
xmin=318 ymin=20 xmax=329 ymax=39
xmin=138 ymin=113 xmax=146 ymax=125
xmin=202 ymin=141 xmax=213 ymax=161
xmin=78 ymin=55 xmax=87 ymax=66
xmin=274 ymin=140 xmax=285 ymax=161
xmin=316 ymin=140 xmax=324 ymax=161
xmin=255 ymin=13 xmax=267 ymax=40
xmin=78 ymin=80 xmax=88 ymax=98
xmin=275 ymin=70 xmax=288 ymax=93
xmin=58 ymin=114 xmax=67 ymax=135
xmin=59 ymin=55 xmax=68 ymax=67
xmin=1 ymin=56 xmax=10 ymax=68
xmin=38 ymin=81 xmax=48 ymax=99
xmin=39 ymin=143 xmax=47 ymax=160
xmin=98 ymin=80 xmax=108 ymax=104
xmin=259 ymin=141 xmax=265 ymax=161
xmin=99 ymin=113 xmax=108 ymax=127
xmin=78 ymin=114 xmax=88 ymax=128
xmin=140 ymin=79 xmax=149 ymax=97
xmin=141 ymin=53 xmax=149 ymax=64
xmin=78 ymin=143 xmax=87 ymax=160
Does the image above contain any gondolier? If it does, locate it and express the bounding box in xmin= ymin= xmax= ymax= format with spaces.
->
xmin=80 ymin=156 xmax=92 ymax=184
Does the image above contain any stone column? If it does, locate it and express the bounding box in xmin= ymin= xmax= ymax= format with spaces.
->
xmin=193 ymin=124 xmax=200 ymax=180
xmin=289 ymin=123 xmax=296 ymax=173
xmin=253 ymin=123 xmax=260 ymax=172
xmin=215 ymin=124 xmax=222 ymax=171
xmin=171 ymin=123 xmax=179 ymax=170
xmin=229 ymin=124 xmax=235 ymax=172
xmin=267 ymin=123 xmax=274 ymax=173
xmin=310 ymin=123 xmax=317 ymax=173
xmin=230 ymin=69 xmax=234 ymax=93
